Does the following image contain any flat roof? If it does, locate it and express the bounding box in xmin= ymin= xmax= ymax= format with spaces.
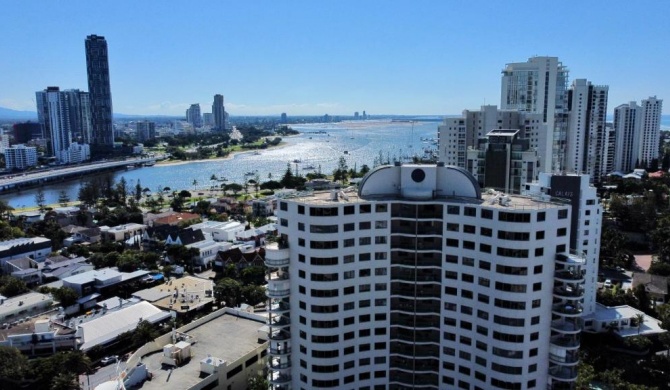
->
xmin=587 ymin=304 xmax=666 ymax=337
xmin=0 ymin=292 xmax=53 ymax=317
xmin=138 ymin=313 xmax=266 ymax=390
xmin=132 ymin=276 xmax=214 ymax=314
xmin=62 ymin=268 xmax=122 ymax=285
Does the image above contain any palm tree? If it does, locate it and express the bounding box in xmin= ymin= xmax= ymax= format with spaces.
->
xmin=634 ymin=313 xmax=645 ymax=334
xmin=192 ymin=179 xmax=198 ymax=191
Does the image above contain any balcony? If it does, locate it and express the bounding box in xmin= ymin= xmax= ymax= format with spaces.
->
xmin=549 ymin=351 xmax=579 ymax=365
xmin=265 ymin=257 xmax=290 ymax=267
xmin=268 ymin=358 xmax=291 ymax=370
xmin=554 ymin=271 xmax=584 ymax=283
xmin=267 ymin=272 xmax=290 ymax=282
xmin=268 ymin=330 xmax=290 ymax=341
xmin=552 ymin=303 xmax=583 ymax=317
xmin=268 ymin=316 xmax=290 ymax=328
xmin=550 ymin=320 xmax=582 ymax=334
xmin=553 ymin=286 xmax=584 ymax=299
xmin=266 ymin=288 xmax=290 ymax=298
xmin=550 ymin=335 xmax=580 ymax=349
xmin=549 ymin=366 xmax=578 ymax=381
xmin=555 ymin=252 xmax=586 ymax=266
xmin=269 ymin=373 xmax=291 ymax=385
xmin=268 ymin=346 xmax=291 ymax=356
xmin=269 ymin=302 xmax=290 ymax=313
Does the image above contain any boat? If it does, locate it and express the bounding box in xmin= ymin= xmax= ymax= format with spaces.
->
xmin=302 ymin=165 xmax=316 ymax=170
xmin=292 ymin=159 xmax=301 ymax=163
xmin=343 ymin=151 xmax=349 ymax=154
xmin=244 ymin=171 xmax=257 ymax=177
xmin=143 ymin=161 xmax=155 ymax=167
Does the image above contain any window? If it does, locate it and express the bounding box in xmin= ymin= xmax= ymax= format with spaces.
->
xmin=343 ymin=223 xmax=355 ymax=232
xmin=446 ymin=254 xmax=458 ymax=264
xmin=482 ymin=209 xmax=493 ymax=219
xmin=481 ymin=227 xmax=492 ymax=237
xmin=494 ymin=298 xmax=525 ymax=310
xmin=359 ymin=221 xmax=371 ymax=230
xmin=557 ymin=227 xmax=567 ymax=236
xmin=375 ymin=220 xmax=387 ymax=229
xmin=480 ymin=243 xmax=491 ymax=253
xmin=343 ymin=238 xmax=355 ymax=247
xmin=464 ymin=207 xmax=476 ymax=217
xmin=359 ymin=204 xmax=371 ymax=213
xmin=280 ymin=202 xmax=287 ymax=211
xmin=375 ymin=252 xmax=387 ymax=260
xmin=447 ymin=223 xmax=459 ymax=232
xmin=375 ymin=204 xmax=387 ymax=212
xmin=463 ymin=257 xmax=475 ymax=267
xmin=343 ymin=270 xmax=355 ymax=279
xmin=311 ymin=273 xmax=338 ymax=282
xmin=537 ymin=211 xmax=545 ymax=221
xmin=558 ymin=209 xmax=568 ymax=219
xmin=464 ymin=225 xmax=476 ymax=234
xmin=359 ymin=253 xmax=371 ymax=261
xmin=344 ymin=205 xmax=355 ymax=215
xmin=310 ymin=207 xmax=339 ymax=217
xmin=375 ymin=268 xmax=387 ymax=276
xmin=479 ymin=260 xmax=490 ymax=270
xmin=498 ymin=212 xmax=530 ymax=223
xmin=310 ymin=257 xmax=338 ymax=266
xmin=298 ymin=238 xmax=305 ymax=247
xmin=375 ymin=236 xmax=387 ymax=244
xmin=359 ymin=237 xmax=371 ymax=245
xmin=447 ymin=205 xmax=460 ymax=215
xmin=359 ymin=269 xmax=371 ymax=277
xmin=375 ymin=283 xmax=387 ymax=291
xmin=311 ymin=225 xmax=339 ymax=234
xmin=280 ymin=218 xmax=288 ymax=227
xmin=311 ymin=240 xmax=338 ymax=249
xmin=343 ymin=255 xmax=355 ymax=263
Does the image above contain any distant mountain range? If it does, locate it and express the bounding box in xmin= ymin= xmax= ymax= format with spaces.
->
xmin=0 ymin=107 xmax=37 ymax=121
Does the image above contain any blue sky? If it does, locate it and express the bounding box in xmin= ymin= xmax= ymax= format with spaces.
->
xmin=1 ymin=1 xmax=668 ymax=116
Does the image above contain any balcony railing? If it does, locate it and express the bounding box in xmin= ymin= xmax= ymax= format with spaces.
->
xmin=554 ymin=271 xmax=584 ymax=282
xmin=266 ymin=288 xmax=290 ymax=298
xmin=548 ymin=366 xmax=578 ymax=381
xmin=265 ymin=257 xmax=290 ymax=267
xmin=552 ymin=303 xmax=583 ymax=316
xmin=550 ymin=335 xmax=580 ymax=349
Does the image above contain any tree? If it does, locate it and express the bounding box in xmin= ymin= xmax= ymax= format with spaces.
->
xmin=634 ymin=313 xmax=645 ymax=334
xmin=35 ymin=188 xmax=46 ymax=212
xmin=192 ymin=179 xmax=198 ymax=191
xmin=51 ymin=287 xmax=79 ymax=307
xmin=247 ymin=375 xmax=269 ymax=390
xmin=214 ymin=278 xmax=242 ymax=307
xmin=0 ymin=345 xmax=30 ymax=381
xmin=57 ymin=190 xmax=70 ymax=207
xmin=115 ymin=177 xmax=128 ymax=206
xmin=0 ymin=275 xmax=28 ymax=297
xmin=50 ymin=372 xmax=79 ymax=390
xmin=133 ymin=320 xmax=159 ymax=347
xmin=0 ymin=199 xmax=14 ymax=220
xmin=78 ymin=179 xmax=99 ymax=208
xmin=134 ymin=180 xmax=142 ymax=202
xmin=224 ymin=183 xmax=244 ymax=196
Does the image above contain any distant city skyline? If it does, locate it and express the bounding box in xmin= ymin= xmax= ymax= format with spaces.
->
xmin=0 ymin=1 xmax=668 ymax=116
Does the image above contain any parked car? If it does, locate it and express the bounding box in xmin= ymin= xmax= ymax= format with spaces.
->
xmin=604 ymin=279 xmax=613 ymax=288
xmin=100 ymin=356 xmax=118 ymax=366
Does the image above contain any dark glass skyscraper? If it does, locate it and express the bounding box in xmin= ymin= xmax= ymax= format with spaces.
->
xmin=212 ymin=94 xmax=225 ymax=131
xmin=85 ymin=34 xmax=114 ymax=148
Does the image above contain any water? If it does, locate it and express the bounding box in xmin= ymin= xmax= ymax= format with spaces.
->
xmin=2 ymin=120 xmax=441 ymax=208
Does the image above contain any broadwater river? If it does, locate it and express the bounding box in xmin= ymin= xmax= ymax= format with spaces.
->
xmin=1 ymin=120 xmax=441 ymax=209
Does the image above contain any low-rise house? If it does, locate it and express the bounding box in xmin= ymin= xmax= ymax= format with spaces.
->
xmin=187 ymin=240 xmax=231 ymax=269
xmin=152 ymin=212 xmax=200 ymax=227
xmin=41 ymin=257 xmax=94 ymax=281
xmin=62 ymin=226 xmax=101 ymax=246
xmin=251 ymin=198 xmax=274 ymax=217
xmin=100 ymin=223 xmax=146 ymax=242
xmin=165 ymin=228 xmax=206 ymax=246
xmin=215 ymin=247 xmax=264 ymax=271
xmin=632 ymin=273 xmax=669 ymax=304
xmin=189 ymin=220 xmax=245 ymax=242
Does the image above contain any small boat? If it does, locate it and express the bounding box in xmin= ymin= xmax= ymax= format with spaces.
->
xmin=302 ymin=165 xmax=316 ymax=170
xmin=343 ymin=151 xmax=349 ymax=155
xmin=293 ymin=159 xmax=301 ymax=163
xmin=244 ymin=171 xmax=257 ymax=177
xmin=143 ymin=161 xmax=155 ymax=167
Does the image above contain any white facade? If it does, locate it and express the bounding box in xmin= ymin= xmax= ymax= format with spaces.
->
xmin=68 ymin=142 xmax=91 ymax=163
xmin=613 ymin=101 xmax=641 ymax=173
xmin=613 ymin=97 xmax=664 ymax=172
xmin=501 ymin=57 xmax=569 ymax=172
xmin=189 ymin=220 xmax=245 ymax=242
xmin=267 ymin=164 xmax=590 ymax=390
xmin=438 ymin=105 xmax=545 ymax=170
xmin=638 ymin=96 xmax=663 ymax=168
xmin=565 ymin=79 xmax=608 ymax=182
xmin=36 ymin=87 xmax=91 ymax=164
xmin=4 ymin=144 xmax=38 ymax=170
xmin=523 ymin=173 xmax=602 ymax=315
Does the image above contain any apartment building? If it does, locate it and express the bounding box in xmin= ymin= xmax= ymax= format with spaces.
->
xmin=266 ymin=163 xmax=590 ymax=390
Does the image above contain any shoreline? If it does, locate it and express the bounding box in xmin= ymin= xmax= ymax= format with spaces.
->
xmin=155 ymin=140 xmax=292 ymax=167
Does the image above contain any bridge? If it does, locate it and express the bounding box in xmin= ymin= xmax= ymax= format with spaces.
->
xmin=0 ymin=157 xmax=157 ymax=193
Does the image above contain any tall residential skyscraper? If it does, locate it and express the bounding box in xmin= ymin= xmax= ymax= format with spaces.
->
xmin=267 ymin=163 xmax=600 ymax=390
xmin=36 ymin=87 xmax=91 ymax=164
xmin=501 ymin=57 xmax=569 ymax=172
xmin=639 ymin=96 xmax=663 ymax=168
xmin=613 ymin=96 xmax=664 ymax=172
xmin=212 ymin=94 xmax=226 ymax=131
xmin=438 ymin=105 xmax=545 ymax=171
xmin=136 ymin=120 xmax=156 ymax=142
xmin=186 ymin=103 xmax=202 ymax=128
xmin=613 ymin=101 xmax=641 ymax=173
xmin=85 ymin=34 xmax=114 ymax=148
xmin=565 ymin=79 xmax=608 ymax=182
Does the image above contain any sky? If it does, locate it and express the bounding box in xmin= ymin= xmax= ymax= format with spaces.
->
xmin=1 ymin=1 xmax=668 ymax=117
